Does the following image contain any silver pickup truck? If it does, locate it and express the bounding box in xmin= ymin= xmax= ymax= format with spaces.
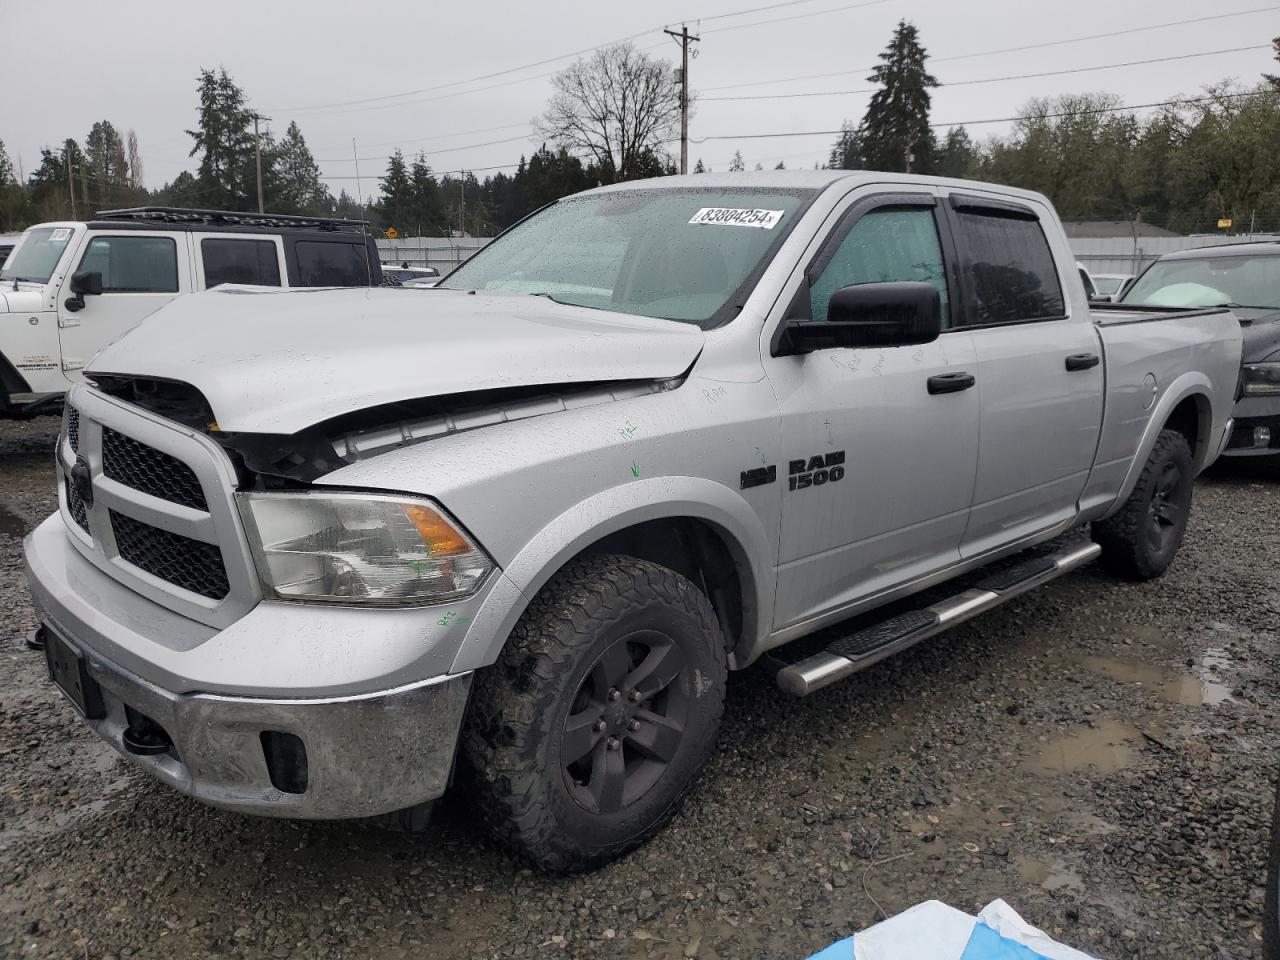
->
xmin=23 ymin=171 xmax=1242 ymax=871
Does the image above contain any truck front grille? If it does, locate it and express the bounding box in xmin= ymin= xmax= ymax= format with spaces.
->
xmin=57 ymin=387 xmax=255 ymax=628
xmin=110 ymin=511 xmax=230 ymax=600
xmin=64 ymin=476 xmax=89 ymax=531
xmin=102 ymin=427 xmax=208 ymax=511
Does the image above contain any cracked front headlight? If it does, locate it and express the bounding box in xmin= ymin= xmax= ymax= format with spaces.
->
xmin=1241 ymin=362 xmax=1280 ymax=396
xmin=238 ymin=491 xmax=492 ymax=605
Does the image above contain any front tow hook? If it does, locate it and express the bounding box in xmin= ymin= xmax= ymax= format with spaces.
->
xmin=25 ymin=626 xmax=47 ymax=651
xmin=122 ymin=709 xmax=174 ymax=757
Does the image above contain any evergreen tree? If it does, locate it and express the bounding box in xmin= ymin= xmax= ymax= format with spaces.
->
xmin=774 ymin=161 xmax=786 ymax=170
xmin=0 ymin=138 xmax=24 ymax=230
xmin=828 ymin=122 xmax=865 ymax=170
xmin=729 ymin=151 xmax=745 ymax=172
xmin=936 ymin=126 xmax=978 ymax=179
xmin=84 ymin=120 xmax=129 ymax=208
xmin=379 ymin=150 xmax=412 ymax=230
xmin=1267 ymin=37 xmax=1280 ymax=88
xmin=410 ymin=153 xmax=441 ymax=233
xmin=186 ymin=67 xmax=255 ymax=209
xmin=274 ymin=121 xmax=330 ymax=214
xmin=692 ymin=158 xmax=706 ymax=173
xmin=334 ymin=189 xmax=364 ymax=221
xmin=860 ymin=21 xmax=938 ymax=173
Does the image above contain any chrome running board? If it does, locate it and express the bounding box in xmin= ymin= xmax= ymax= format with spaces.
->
xmin=775 ymin=541 xmax=1101 ymax=697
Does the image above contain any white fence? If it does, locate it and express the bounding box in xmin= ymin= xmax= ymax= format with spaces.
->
xmin=375 ymin=236 xmax=492 ymax=276
xmin=1068 ymin=234 xmax=1280 ymax=275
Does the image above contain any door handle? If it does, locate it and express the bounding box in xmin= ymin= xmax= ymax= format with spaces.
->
xmin=927 ymin=372 xmax=976 ymax=395
xmin=1065 ymin=353 xmax=1100 ymax=371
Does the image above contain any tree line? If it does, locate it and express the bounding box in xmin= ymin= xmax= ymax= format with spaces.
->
xmin=2 ymin=29 xmax=1279 ymax=236
xmin=826 ymin=23 xmax=1280 ymax=234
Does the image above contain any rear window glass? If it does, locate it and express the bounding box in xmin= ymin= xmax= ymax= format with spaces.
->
xmin=294 ymin=241 xmax=370 ymax=287
xmin=953 ymin=211 xmax=1065 ymax=325
xmin=202 ymin=238 xmax=281 ymax=288
xmin=78 ymin=236 xmax=178 ymax=293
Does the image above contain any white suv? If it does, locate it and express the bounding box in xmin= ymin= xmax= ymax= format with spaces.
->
xmin=0 ymin=207 xmax=383 ymax=417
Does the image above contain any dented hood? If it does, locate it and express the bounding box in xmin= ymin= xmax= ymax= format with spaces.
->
xmin=88 ymin=286 xmax=705 ymax=434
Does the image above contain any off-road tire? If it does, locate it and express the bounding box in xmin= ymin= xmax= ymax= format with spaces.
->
xmin=1092 ymin=428 xmax=1194 ymax=580
xmin=462 ymin=554 xmax=727 ymax=872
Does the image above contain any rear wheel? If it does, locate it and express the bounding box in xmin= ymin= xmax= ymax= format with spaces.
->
xmin=1092 ymin=428 xmax=1194 ymax=580
xmin=463 ymin=555 xmax=727 ymax=872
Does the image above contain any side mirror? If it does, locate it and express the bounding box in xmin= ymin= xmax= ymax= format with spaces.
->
xmin=65 ymin=270 xmax=103 ymax=313
xmin=775 ymin=281 xmax=942 ymax=356
xmin=70 ymin=271 xmax=103 ymax=296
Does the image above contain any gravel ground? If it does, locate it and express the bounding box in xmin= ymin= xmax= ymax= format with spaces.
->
xmin=1 ymin=415 xmax=1277 ymax=960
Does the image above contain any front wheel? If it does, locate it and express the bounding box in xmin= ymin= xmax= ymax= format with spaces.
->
xmin=1092 ymin=428 xmax=1194 ymax=580
xmin=462 ymin=555 xmax=727 ymax=872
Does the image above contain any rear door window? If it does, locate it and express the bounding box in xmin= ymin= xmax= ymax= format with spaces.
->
xmin=201 ymin=238 xmax=281 ymax=288
xmin=78 ymin=236 xmax=178 ymax=293
xmin=951 ymin=209 xmax=1065 ymax=325
xmin=293 ymin=241 xmax=370 ymax=287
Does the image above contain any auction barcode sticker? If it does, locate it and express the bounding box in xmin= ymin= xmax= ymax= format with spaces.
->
xmin=688 ymin=207 xmax=785 ymax=229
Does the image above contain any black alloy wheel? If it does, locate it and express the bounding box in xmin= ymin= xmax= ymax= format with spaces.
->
xmin=561 ymin=630 xmax=690 ymax=814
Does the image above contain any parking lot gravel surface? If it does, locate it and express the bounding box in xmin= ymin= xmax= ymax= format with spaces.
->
xmin=1 ymin=416 xmax=1277 ymax=960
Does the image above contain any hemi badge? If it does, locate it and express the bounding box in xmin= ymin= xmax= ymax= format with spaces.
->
xmin=740 ymin=465 xmax=777 ymax=490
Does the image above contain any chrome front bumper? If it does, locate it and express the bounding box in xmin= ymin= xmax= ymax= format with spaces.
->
xmin=24 ymin=513 xmax=477 ymax=819
xmin=39 ymin=624 xmax=471 ymax=819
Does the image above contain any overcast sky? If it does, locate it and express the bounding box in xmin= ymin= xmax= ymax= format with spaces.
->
xmin=4 ymin=0 xmax=1277 ymax=194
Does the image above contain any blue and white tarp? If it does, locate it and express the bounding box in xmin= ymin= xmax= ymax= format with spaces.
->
xmin=808 ymin=899 xmax=1100 ymax=960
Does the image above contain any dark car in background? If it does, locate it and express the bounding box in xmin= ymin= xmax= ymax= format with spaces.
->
xmin=1121 ymin=242 xmax=1280 ymax=463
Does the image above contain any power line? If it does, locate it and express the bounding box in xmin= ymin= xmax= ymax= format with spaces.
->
xmin=688 ymin=92 xmax=1261 ymax=141
xmin=317 ymin=133 xmax=534 ymax=165
xmin=320 ymin=121 xmax=533 ymax=153
xmin=677 ymin=0 xmax=851 ymax=25
xmin=700 ymin=0 xmax=889 ymax=34
xmin=933 ymin=4 xmax=1280 ymax=64
xmin=701 ymin=4 xmax=1280 ymax=92
xmin=269 ymin=0 xmax=893 ymax=118
xmin=702 ymin=45 xmax=1272 ymax=101
xmin=271 ymin=27 xmax=656 ymax=114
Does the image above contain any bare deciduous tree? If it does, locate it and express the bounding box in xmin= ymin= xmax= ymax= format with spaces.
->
xmin=537 ymin=43 xmax=680 ymax=182
xmin=126 ymin=129 xmax=144 ymax=191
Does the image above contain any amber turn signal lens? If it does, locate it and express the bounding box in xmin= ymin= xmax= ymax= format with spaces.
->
xmin=404 ymin=504 xmax=471 ymax=556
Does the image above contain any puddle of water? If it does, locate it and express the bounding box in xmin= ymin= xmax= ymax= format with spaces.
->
xmin=1080 ymin=654 xmax=1233 ymax=706
xmin=1022 ymin=719 xmax=1139 ymax=776
xmin=1081 ymin=656 xmax=1219 ymax=705
xmin=1013 ymin=856 xmax=1084 ymax=892
xmin=0 ymin=501 xmax=32 ymax=539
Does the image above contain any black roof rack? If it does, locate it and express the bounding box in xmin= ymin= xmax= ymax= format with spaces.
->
xmin=94 ymin=206 xmax=370 ymax=231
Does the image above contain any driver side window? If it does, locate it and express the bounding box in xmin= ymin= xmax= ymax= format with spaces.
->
xmin=809 ymin=207 xmax=950 ymax=328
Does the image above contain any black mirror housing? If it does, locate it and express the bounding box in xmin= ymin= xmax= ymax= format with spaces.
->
xmin=775 ymin=281 xmax=942 ymax=356
xmin=70 ymin=270 xmax=103 ymax=297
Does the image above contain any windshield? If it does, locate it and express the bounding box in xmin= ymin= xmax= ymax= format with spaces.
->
xmin=1092 ymin=276 xmax=1127 ymax=296
xmin=1121 ymin=254 xmax=1280 ymax=311
xmin=439 ymin=187 xmax=814 ymax=328
xmin=0 ymin=226 xmax=75 ymax=284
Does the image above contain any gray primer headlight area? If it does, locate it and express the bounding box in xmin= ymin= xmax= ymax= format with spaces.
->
xmin=237 ymin=491 xmax=493 ymax=605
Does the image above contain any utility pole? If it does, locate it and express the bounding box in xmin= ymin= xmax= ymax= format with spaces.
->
xmin=665 ymin=24 xmax=700 ymax=175
xmin=65 ymin=149 xmax=77 ymax=220
xmin=251 ymin=113 xmax=271 ymax=213
xmin=459 ymin=173 xmax=465 ymax=238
